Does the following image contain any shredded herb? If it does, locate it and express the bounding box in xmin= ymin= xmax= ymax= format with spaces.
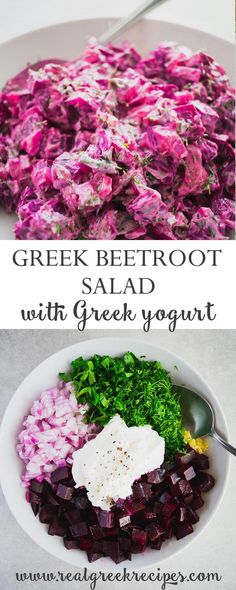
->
xmin=60 ymin=352 xmax=186 ymax=459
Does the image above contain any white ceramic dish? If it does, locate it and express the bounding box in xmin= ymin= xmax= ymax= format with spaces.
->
xmin=0 ymin=337 xmax=229 ymax=571
xmin=0 ymin=17 xmax=234 ymax=239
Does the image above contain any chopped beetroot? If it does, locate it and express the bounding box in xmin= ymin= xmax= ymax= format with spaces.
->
xmin=102 ymin=540 xmax=120 ymax=563
xmin=131 ymin=530 xmax=147 ymax=553
xmin=193 ymin=472 xmax=215 ymax=492
xmin=162 ymin=499 xmax=178 ymax=517
xmin=64 ymin=509 xmax=81 ymax=525
xmin=174 ymin=519 xmax=194 ymax=540
xmin=51 ymin=466 xmax=72 ymax=484
xmin=48 ymin=518 xmax=66 ymax=537
xmin=147 ymin=468 xmax=165 ymax=484
xmin=176 ymin=449 xmax=196 ymax=465
xmin=150 ymin=537 xmax=163 ymax=550
xmin=89 ymin=525 xmax=104 ymax=540
xmin=191 ymin=493 xmax=205 ymax=510
xmin=56 ymin=483 xmax=74 ymax=501
xmin=97 ymin=510 xmax=114 ymax=528
xmin=74 ymin=495 xmax=90 ymax=510
xmin=175 ymin=479 xmax=193 ymax=497
xmin=39 ymin=505 xmax=58 ymax=524
xmin=178 ymin=464 xmax=196 ymax=481
xmin=87 ymin=550 xmax=104 ymax=563
xmin=119 ymin=515 xmax=131 ymax=527
xmin=178 ymin=506 xmax=187 ymax=522
xmin=31 ymin=502 xmax=39 ymax=516
xmin=29 ymin=479 xmax=44 ymax=495
xmin=132 ymin=482 xmax=152 ymax=500
xmin=192 ymin=454 xmax=210 ymax=471
xmin=159 ymin=491 xmax=172 ymax=504
xmin=69 ymin=522 xmax=89 ymax=538
xmin=64 ymin=538 xmax=79 ymax=550
xmin=146 ymin=524 xmax=164 ymax=541
xmin=29 ymin=491 xmax=41 ymax=505
xmin=27 ymin=448 xmax=215 ymax=563
xmin=187 ymin=507 xmax=200 ymax=524
xmin=165 ymin=468 xmax=181 ymax=485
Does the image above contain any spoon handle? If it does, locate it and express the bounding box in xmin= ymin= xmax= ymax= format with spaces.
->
xmin=99 ymin=0 xmax=168 ymax=44
xmin=210 ymin=430 xmax=236 ymax=456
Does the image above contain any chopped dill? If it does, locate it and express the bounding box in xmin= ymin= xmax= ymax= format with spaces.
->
xmin=60 ymin=352 xmax=186 ymax=459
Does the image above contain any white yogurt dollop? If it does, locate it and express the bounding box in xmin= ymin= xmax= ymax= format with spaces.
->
xmin=72 ymin=414 xmax=165 ymax=510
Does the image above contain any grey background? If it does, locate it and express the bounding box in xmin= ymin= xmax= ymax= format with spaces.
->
xmin=0 ymin=330 xmax=235 ymax=590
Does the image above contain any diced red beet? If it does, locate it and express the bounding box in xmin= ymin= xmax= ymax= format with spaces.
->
xmin=39 ymin=504 xmax=58 ymax=524
xmin=79 ymin=537 xmax=94 ymax=551
xmin=175 ymin=479 xmax=193 ymax=497
xmin=178 ymin=506 xmax=187 ymax=522
xmin=70 ymin=521 xmax=89 ymax=538
xmin=64 ymin=509 xmax=81 ymax=525
xmin=165 ymin=468 xmax=181 ymax=486
xmin=161 ymin=515 xmax=175 ymax=530
xmin=103 ymin=540 xmax=120 ymax=563
xmin=153 ymin=501 xmax=163 ymax=514
xmin=193 ymin=472 xmax=215 ymax=492
xmin=147 ymin=468 xmax=165 ymax=484
xmin=176 ymin=449 xmax=196 ymax=465
xmin=74 ymin=496 xmax=90 ymax=510
xmin=131 ymin=501 xmax=146 ymax=513
xmin=31 ymin=502 xmax=39 ymax=516
xmin=162 ymin=499 xmax=178 ymax=518
xmin=146 ymin=524 xmax=164 ymax=541
xmin=182 ymin=494 xmax=194 ymax=506
xmin=26 ymin=448 xmax=214 ymax=563
xmin=44 ymin=489 xmax=61 ymax=506
xmin=51 ymin=466 xmax=72 ymax=484
xmin=174 ymin=519 xmax=194 ymax=540
xmin=64 ymin=538 xmax=79 ymax=550
xmin=192 ymin=454 xmax=209 ymax=471
xmin=144 ymin=511 xmax=156 ymax=520
xmin=48 ymin=518 xmax=66 ymax=536
xmin=29 ymin=480 xmax=44 ymax=495
xmin=132 ymin=528 xmax=147 ymax=546
xmin=162 ymin=462 xmax=175 ymax=472
xmin=29 ymin=491 xmax=41 ymax=505
xmin=191 ymin=493 xmax=205 ymax=510
xmin=89 ymin=524 xmax=104 ymax=540
xmin=119 ymin=515 xmax=131 ymax=527
xmin=150 ymin=537 xmax=163 ymax=550
xmin=56 ymin=483 xmax=74 ymax=501
xmin=163 ymin=527 xmax=173 ymax=540
xmin=103 ymin=526 xmax=120 ymax=538
xmin=187 ymin=507 xmax=200 ymax=524
xmin=97 ymin=510 xmax=114 ymax=528
xmin=87 ymin=550 xmax=104 ymax=563
xmin=178 ymin=464 xmax=196 ymax=481
xmin=159 ymin=491 xmax=172 ymax=504
xmin=119 ymin=537 xmax=131 ymax=552
xmin=132 ymin=482 xmax=152 ymax=500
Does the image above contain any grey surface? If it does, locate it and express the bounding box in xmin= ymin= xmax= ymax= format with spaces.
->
xmin=0 ymin=330 xmax=235 ymax=590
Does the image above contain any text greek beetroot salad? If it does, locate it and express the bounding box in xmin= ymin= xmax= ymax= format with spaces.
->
xmin=17 ymin=353 xmax=215 ymax=564
xmin=0 ymin=40 xmax=235 ymax=240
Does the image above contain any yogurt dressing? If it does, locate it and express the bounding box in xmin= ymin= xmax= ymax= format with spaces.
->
xmin=72 ymin=414 xmax=165 ymax=510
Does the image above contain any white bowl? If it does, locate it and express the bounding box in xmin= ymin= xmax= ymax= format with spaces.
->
xmin=0 ymin=18 xmax=234 ymax=239
xmin=0 ymin=337 xmax=229 ymax=571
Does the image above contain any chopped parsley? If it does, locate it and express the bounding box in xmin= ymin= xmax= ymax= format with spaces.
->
xmin=60 ymin=352 xmax=186 ymax=459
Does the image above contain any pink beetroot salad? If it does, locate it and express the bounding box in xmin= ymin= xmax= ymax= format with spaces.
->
xmin=0 ymin=40 xmax=235 ymax=240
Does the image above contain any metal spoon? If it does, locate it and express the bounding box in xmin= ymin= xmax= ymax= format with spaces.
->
xmin=99 ymin=0 xmax=169 ymax=44
xmin=174 ymin=384 xmax=236 ymax=456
